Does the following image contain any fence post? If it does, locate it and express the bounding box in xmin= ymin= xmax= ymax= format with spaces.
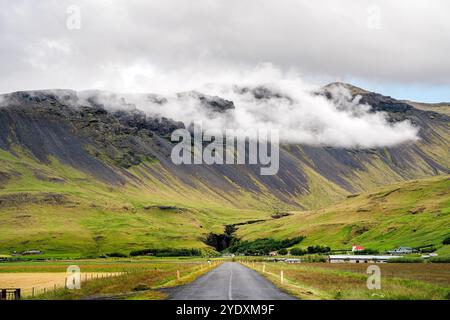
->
xmin=280 ymin=270 xmax=284 ymax=284
xmin=263 ymin=264 xmax=266 ymax=273
xmin=177 ymin=270 xmax=180 ymax=280
xmin=32 ymin=287 xmax=35 ymax=297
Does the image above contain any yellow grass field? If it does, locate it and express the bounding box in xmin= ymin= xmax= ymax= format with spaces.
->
xmin=0 ymin=272 xmax=120 ymax=297
xmin=0 ymin=258 xmax=219 ymax=299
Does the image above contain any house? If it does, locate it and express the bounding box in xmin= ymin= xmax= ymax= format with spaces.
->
xmin=351 ymin=244 xmax=365 ymax=252
xmin=386 ymin=247 xmax=417 ymax=255
xmin=21 ymin=250 xmax=43 ymax=255
xmin=222 ymin=253 xmax=235 ymax=257
xmin=329 ymin=255 xmax=401 ymax=263
xmin=269 ymin=251 xmax=278 ymax=256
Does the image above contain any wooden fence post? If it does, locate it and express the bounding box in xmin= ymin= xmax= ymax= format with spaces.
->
xmin=15 ymin=289 xmax=21 ymax=300
xmin=280 ymin=270 xmax=284 ymax=284
xmin=177 ymin=270 xmax=180 ymax=280
xmin=263 ymin=264 xmax=266 ymax=273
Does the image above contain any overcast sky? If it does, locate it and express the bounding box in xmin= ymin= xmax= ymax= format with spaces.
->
xmin=1 ymin=0 xmax=449 ymax=102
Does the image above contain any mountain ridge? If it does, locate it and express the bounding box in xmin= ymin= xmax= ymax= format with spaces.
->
xmin=0 ymin=83 xmax=448 ymax=208
xmin=0 ymin=83 xmax=448 ymax=256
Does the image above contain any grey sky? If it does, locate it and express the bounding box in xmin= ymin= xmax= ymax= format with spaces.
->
xmin=1 ymin=0 xmax=449 ymax=101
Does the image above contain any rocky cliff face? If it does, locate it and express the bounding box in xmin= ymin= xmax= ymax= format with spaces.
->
xmin=0 ymin=84 xmax=448 ymax=209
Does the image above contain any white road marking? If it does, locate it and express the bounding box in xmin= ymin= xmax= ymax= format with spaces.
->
xmin=228 ymin=264 xmax=233 ymax=300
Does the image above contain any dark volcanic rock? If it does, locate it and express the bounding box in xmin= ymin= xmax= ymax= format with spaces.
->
xmin=0 ymin=90 xmax=183 ymax=180
xmin=112 ymin=109 xmax=184 ymax=136
xmin=357 ymin=92 xmax=412 ymax=113
xmin=0 ymin=192 xmax=68 ymax=208
xmin=234 ymin=85 xmax=293 ymax=103
xmin=177 ymin=91 xmax=235 ymax=112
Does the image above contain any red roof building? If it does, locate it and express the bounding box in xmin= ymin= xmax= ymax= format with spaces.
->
xmin=352 ymin=244 xmax=365 ymax=252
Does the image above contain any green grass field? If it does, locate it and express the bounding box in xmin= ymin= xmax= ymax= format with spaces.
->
xmin=0 ymin=148 xmax=275 ymax=257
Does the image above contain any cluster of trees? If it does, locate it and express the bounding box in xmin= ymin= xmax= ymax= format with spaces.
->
xmin=443 ymin=236 xmax=450 ymax=245
xmin=356 ymin=248 xmax=379 ymax=255
xmin=290 ymin=245 xmax=330 ymax=256
xmin=204 ymin=225 xmax=239 ymax=251
xmin=129 ymin=248 xmax=202 ymax=257
xmin=204 ymin=225 xmax=305 ymax=255
xmin=227 ymin=237 xmax=305 ymax=255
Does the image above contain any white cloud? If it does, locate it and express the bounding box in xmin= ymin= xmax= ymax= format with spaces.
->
xmin=0 ymin=0 xmax=449 ymax=93
xmin=0 ymin=1 xmax=433 ymax=147
xmin=85 ymin=64 xmax=419 ymax=148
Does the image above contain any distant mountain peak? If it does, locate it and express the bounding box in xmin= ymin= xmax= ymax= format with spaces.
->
xmin=323 ymin=82 xmax=369 ymax=95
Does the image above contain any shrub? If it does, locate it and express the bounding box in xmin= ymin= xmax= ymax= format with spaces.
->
xmin=428 ymin=256 xmax=450 ymax=263
xmin=387 ymin=257 xmax=424 ymax=263
xmin=358 ymin=249 xmax=379 ymax=255
xmin=106 ymin=252 xmax=128 ymax=258
xmin=278 ymin=248 xmax=288 ymax=255
xmin=443 ymin=236 xmax=450 ymax=245
xmin=133 ymin=284 xmax=150 ymax=291
xmin=418 ymin=246 xmax=436 ymax=253
xmin=290 ymin=248 xmax=307 ymax=256
xmin=307 ymin=245 xmax=331 ymax=254
xmin=301 ymin=254 xmax=328 ymax=263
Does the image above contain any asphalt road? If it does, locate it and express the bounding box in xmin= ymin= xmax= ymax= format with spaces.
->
xmin=169 ymin=262 xmax=296 ymax=300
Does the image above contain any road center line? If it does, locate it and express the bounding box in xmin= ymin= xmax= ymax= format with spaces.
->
xmin=228 ymin=265 xmax=233 ymax=300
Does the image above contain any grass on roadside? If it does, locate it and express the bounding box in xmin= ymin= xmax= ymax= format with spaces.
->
xmin=240 ymin=261 xmax=450 ymax=300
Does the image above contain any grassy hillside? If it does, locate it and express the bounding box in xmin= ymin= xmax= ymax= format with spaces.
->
xmin=237 ymin=175 xmax=450 ymax=253
xmin=0 ymin=148 xmax=273 ymax=258
xmin=1 ymin=142 xmax=448 ymax=257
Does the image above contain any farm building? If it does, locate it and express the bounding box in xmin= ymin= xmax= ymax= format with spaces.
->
xmin=285 ymin=258 xmax=301 ymax=263
xmin=351 ymin=244 xmax=365 ymax=252
xmin=329 ymin=255 xmax=401 ymax=263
